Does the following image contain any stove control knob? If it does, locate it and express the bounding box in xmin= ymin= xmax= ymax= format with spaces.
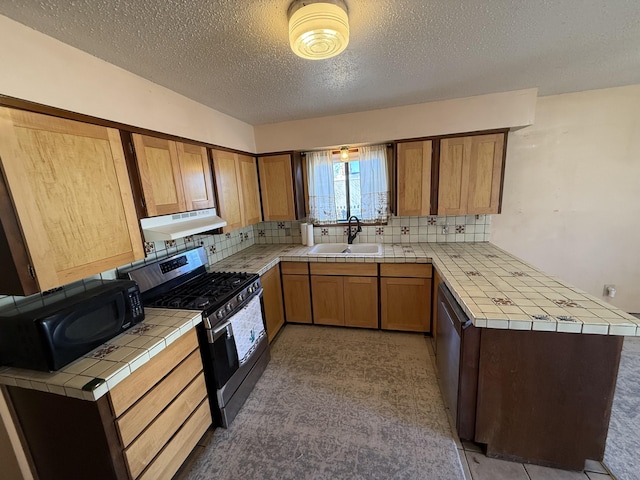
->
xmin=226 ymin=303 xmax=232 ymax=312
xmin=216 ymin=310 xmax=224 ymax=320
xmin=237 ymin=293 xmax=244 ymax=302
xmin=253 ymin=282 xmax=260 ymax=290
xmin=247 ymin=286 xmax=253 ymax=294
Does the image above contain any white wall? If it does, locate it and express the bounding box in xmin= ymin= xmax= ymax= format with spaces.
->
xmin=492 ymin=85 xmax=640 ymax=313
xmin=254 ymin=88 xmax=537 ymax=152
xmin=0 ymin=15 xmax=255 ymax=153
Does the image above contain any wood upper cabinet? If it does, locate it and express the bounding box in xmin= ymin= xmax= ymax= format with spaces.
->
xmin=258 ymin=154 xmax=296 ymax=221
xmin=438 ymin=133 xmax=505 ymax=215
xmin=380 ymin=264 xmax=432 ymax=332
xmin=211 ymin=149 xmax=261 ymax=232
xmin=397 ymin=140 xmax=432 ymax=216
xmin=237 ymin=154 xmax=262 ymax=226
xmin=281 ymin=262 xmax=312 ymax=324
xmin=0 ymin=107 xmax=145 ymax=295
xmin=132 ymin=134 xmax=214 ymax=216
xmin=261 ymin=264 xmax=285 ymax=343
xmin=176 ymin=142 xmax=216 ymax=211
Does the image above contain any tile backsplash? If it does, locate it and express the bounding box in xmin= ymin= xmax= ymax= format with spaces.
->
xmin=254 ymin=215 xmax=491 ymax=245
xmin=0 ymin=216 xmax=487 ymax=308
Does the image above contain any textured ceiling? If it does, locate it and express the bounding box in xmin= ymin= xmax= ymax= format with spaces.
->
xmin=1 ymin=1 xmax=639 ymax=125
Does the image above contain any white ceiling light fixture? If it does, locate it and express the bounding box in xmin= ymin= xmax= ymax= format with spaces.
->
xmin=288 ymin=0 xmax=349 ymax=60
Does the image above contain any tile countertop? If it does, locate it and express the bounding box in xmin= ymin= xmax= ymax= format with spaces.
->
xmin=0 ymin=309 xmax=202 ymax=401
xmin=210 ymin=242 xmax=640 ymax=336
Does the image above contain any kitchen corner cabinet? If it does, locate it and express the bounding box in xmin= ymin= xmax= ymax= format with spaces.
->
xmin=0 ymin=107 xmax=145 ymax=295
xmin=438 ymin=133 xmax=505 ymax=215
xmin=211 ymin=149 xmax=261 ymax=233
xmin=258 ymin=154 xmax=302 ymax=221
xmin=131 ymin=134 xmax=215 ymax=216
xmin=281 ymin=262 xmax=313 ymax=324
xmin=397 ymin=140 xmax=432 ymax=216
xmin=261 ymin=264 xmax=285 ymax=342
xmin=5 ymin=328 xmax=211 ymax=480
xmin=380 ymin=264 xmax=432 ymax=332
xmin=309 ymin=263 xmax=378 ymax=328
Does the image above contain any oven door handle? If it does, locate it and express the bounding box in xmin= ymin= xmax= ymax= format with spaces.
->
xmin=212 ymin=321 xmax=233 ymax=341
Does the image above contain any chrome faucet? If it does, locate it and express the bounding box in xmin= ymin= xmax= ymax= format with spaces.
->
xmin=347 ymin=216 xmax=362 ymax=244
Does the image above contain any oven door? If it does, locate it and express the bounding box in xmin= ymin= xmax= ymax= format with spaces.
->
xmin=206 ymin=320 xmax=239 ymax=389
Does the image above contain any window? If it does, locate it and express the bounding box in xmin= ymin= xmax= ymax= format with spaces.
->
xmin=333 ymin=160 xmax=361 ymax=221
xmin=306 ymin=144 xmax=389 ymax=224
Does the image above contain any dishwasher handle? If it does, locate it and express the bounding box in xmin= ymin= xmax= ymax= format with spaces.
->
xmin=438 ymin=282 xmax=472 ymax=335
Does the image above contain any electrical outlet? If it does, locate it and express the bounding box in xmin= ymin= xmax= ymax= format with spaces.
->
xmin=603 ymin=284 xmax=616 ymax=297
xmin=442 ymin=225 xmax=449 ymax=235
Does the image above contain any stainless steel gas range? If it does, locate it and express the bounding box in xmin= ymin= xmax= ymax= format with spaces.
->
xmin=123 ymin=247 xmax=270 ymax=428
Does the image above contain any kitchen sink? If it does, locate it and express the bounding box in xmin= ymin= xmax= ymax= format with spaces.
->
xmin=308 ymin=243 xmax=383 ymax=256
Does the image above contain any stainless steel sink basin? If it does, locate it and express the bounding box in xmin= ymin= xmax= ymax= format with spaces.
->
xmin=308 ymin=243 xmax=383 ymax=256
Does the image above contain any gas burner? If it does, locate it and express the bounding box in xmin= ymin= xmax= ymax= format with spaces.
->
xmin=193 ymin=297 xmax=211 ymax=309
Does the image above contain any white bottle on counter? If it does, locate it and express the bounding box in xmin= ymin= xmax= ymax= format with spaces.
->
xmin=306 ymin=224 xmax=314 ymax=247
xmin=301 ymin=223 xmax=308 ymax=245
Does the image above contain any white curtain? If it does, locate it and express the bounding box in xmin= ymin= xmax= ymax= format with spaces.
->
xmin=359 ymin=145 xmax=389 ymax=223
xmin=306 ymin=150 xmax=337 ymax=224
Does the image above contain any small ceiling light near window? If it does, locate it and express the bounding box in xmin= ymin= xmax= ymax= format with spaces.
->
xmin=288 ymin=0 xmax=349 ymax=60
xmin=340 ymin=146 xmax=350 ymax=160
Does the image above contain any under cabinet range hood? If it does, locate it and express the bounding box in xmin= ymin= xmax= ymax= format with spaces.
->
xmin=140 ymin=208 xmax=227 ymax=242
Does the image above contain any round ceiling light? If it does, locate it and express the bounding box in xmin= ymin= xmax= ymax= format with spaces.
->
xmin=288 ymin=0 xmax=349 ymax=60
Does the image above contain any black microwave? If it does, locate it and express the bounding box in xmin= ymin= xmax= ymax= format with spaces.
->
xmin=0 ymin=279 xmax=144 ymax=372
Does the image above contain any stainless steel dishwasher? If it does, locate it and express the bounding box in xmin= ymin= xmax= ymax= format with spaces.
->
xmin=435 ymin=282 xmax=481 ymax=441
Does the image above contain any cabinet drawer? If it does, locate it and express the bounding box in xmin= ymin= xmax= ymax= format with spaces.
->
xmin=109 ymin=329 xmax=198 ymax=417
xmin=310 ymin=263 xmax=377 ymax=276
xmin=124 ymin=373 xmax=208 ymax=479
xmin=380 ymin=263 xmax=432 ymax=278
xmin=138 ymin=399 xmax=211 ymax=480
xmin=280 ymin=262 xmax=309 ymax=275
xmin=116 ymin=350 xmax=203 ymax=447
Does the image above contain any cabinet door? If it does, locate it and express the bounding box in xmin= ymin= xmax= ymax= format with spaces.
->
xmin=211 ymin=149 xmax=244 ymax=232
xmin=438 ymin=134 xmax=505 ymax=215
xmin=311 ymin=275 xmax=344 ymax=326
xmin=176 ymin=142 xmax=215 ymax=211
xmin=261 ymin=264 xmax=285 ymax=343
xmin=237 ymin=154 xmax=262 ymax=226
xmin=258 ymin=154 xmax=296 ymax=221
xmin=380 ymin=277 xmax=432 ymax=332
xmin=438 ymin=136 xmax=471 ymax=215
xmin=0 ymin=108 xmax=144 ymax=292
xmin=344 ymin=276 xmax=378 ymax=328
xmin=467 ymin=134 xmax=504 ymax=214
xmin=132 ymin=134 xmax=186 ymax=216
xmin=282 ymin=274 xmax=313 ymax=324
xmin=397 ymin=141 xmax=432 ymax=216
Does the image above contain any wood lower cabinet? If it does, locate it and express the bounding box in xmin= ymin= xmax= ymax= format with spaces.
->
xmin=6 ymin=329 xmax=211 ymax=480
xmin=0 ymin=107 xmax=144 ymax=295
xmin=281 ymin=262 xmax=312 ymax=324
xmin=397 ymin=140 xmax=432 ymax=216
xmin=211 ymin=149 xmax=261 ymax=232
xmin=261 ymin=264 xmax=285 ymax=342
xmin=311 ymin=275 xmax=345 ymax=326
xmin=132 ymin=134 xmax=215 ymax=216
xmin=380 ymin=264 xmax=432 ymax=332
xmin=438 ymin=133 xmax=505 ymax=215
xmin=344 ymin=276 xmax=378 ymax=328
xmin=310 ymin=263 xmax=378 ymax=328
